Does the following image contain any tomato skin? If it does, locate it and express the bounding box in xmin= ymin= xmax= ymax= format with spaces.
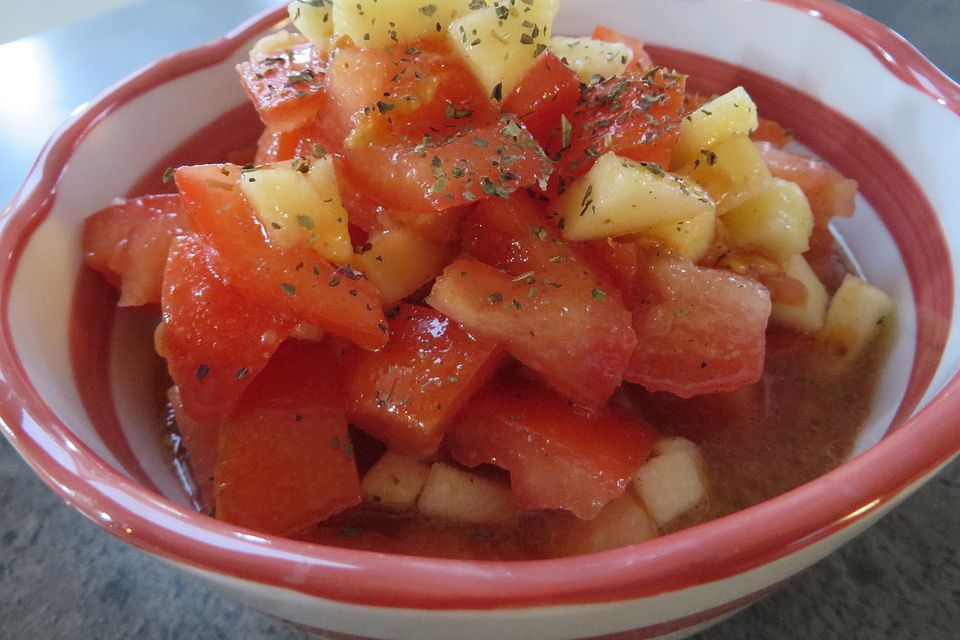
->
xmin=160 ymin=234 xmax=294 ymax=423
xmin=82 ymin=194 xmax=188 ymax=306
xmin=591 ymin=25 xmax=654 ymax=71
xmin=344 ymin=304 xmax=502 ymax=458
xmin=548 ymin=68 xmax=686 ymax=197
xmin=446 ymin=373 xmax=658 ymax=519
xmin=215 ymin=340 xmax=361 ymax=536
xmin=428 ymin=258 xmax=636 ymax=409
xmin=237 ymin=44 xmax=331 ymax=132
xmin=755 ymin=141 xmax=857 ymax=221
xmin=504 ymin=53 xmax=581 ymax=148
xmin=174 ymin=163 xmax=388 ymax=350
xmin=626 ymin=260 xmax=771 ymax=398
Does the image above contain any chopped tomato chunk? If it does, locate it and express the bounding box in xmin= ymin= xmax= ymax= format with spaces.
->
xmin=254 ymin=117 xmax=343 ymax=164
xmin=174 ymin=163 xmax=388 ymax=350
xmin=82 ymin=194 xmax=188 ymax=306
xmin=452 ymin=194 xmax=637 ymax=407
xmin=591 ymin=25 xmax=654 ymax=71
xmin=446 ymin=373 xmax=658 ymax=519
xmin=215 ymin=340 xmax=361 ymax=535
xmin=503 ymin=52 xmax=581 ymax=148
xmin=755 ymin=141 xmax=857 ymax=221
xmin=327 ymin=39 xmax=497 ymax=144
xmin=549 ymin=68 xmax=686 ymax=197
xmin=160 ymin=234 xmax=294 ymax=423
xmin=626 ymin=260 xmax=772 ymax=398
xmin=751 ymin=118 xmax=793 ymax=148
xmin=428 ymin=258 xmax=636 ymax=409
xmin=339 ymin=117 xmax=552 ymax=212
xmin=344 ymin=304 xmax=502 ymax=458
xmin=237 ymin=44 xmax=331 ymax=132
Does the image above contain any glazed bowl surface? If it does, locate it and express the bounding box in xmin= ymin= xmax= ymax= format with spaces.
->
xmin=1 ymin=1 xmax=959 ymax=639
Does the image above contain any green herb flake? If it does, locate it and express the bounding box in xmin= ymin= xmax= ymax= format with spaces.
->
xmin=236 ymin=367 xmax=250 ymax=380
xmin=488 ymin=292 xmax=504 ymax=303
xmin=280 ymin=283 xmax=297 ymax=296
xmin=297 ymin=214 xmax=315 ymax=230
xmin=195 ymin=364 xmax=211 ymax=380
xmin=560 ymin=114 xmax=572 ymax=151
xmin=591 ymin=288 xmax=607 ymax=301
xmin=162 ymin=167 xmax=177 ymax=184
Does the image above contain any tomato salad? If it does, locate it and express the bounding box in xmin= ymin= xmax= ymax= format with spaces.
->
xmin=82 ymin=0 xmax=895 ymax=559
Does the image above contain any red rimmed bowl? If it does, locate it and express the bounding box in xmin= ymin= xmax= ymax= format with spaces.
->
xmin=1 ymin=1 xmax=958 ymax=638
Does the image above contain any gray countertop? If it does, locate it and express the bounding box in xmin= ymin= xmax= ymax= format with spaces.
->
xmin=1 ymin=1 xmax=958 ymax=638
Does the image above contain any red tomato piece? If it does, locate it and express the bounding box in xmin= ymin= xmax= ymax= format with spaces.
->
xmin=463 ymin=191 xmax=638 ymax=304
xmin=755 ymin=141 xmax=857 ymax=221
xmin=549 ymin=68 xmax=686 ymax=197
xmin=460 ymin=191 xmax=559 ymax=273
xmin=237 ymin=44 xmax=331 ymax=132
xmin=428 ymin=258 xmax=636 ymax=409
xmin=174 ymin=163 xmax=388 ymax=350
xmin=160 ymin=234 xmax=294 ymax=423
xmin=591 ymin=25 xmax=654 ymax=71
xmin=215 ymin=340 xmax=361 ymax=536
xmin=82 ymin=194 xmax=188 ymax=306
xmin=254 ymin=116 xmax=343 ymax=164
xmin=626 ymin=260 xmax=772 ymax=398
xmin=503 ymin=52 xmax=581 ymax=148
xmin=751 ymin=118 xmax=793 ymax=148
xmin=344 ymin=304 xmax=502 ymax=458
xmin=327 ymin=39 xmax=497 ymax=143
xmin=446 ymin=373 xmax=658 ymax=519
xmin=578 ymin=238 xmax=643 ymax=308
xmin=339 ymin=117 xmax=552 ymax=212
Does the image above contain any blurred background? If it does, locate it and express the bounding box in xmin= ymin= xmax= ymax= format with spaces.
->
xmin=0 ymin=1 xmax=957 ymax=639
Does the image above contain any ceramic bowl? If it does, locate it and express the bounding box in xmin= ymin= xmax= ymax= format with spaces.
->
xmin=1 ymin=1 xmax=958 ymax=639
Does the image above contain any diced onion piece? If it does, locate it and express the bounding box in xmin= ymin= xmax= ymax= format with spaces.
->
xmin=447 ymin=0 xmax=558 ymax=97
xmin=240 ymin=158 xmax=353 ymax=264
xmin=552 ymin=494 xmax=659 ymax=556
xmin=352 ymin=228 xmax=454 ymax=306
xmin=632 ymin=448 xmax=706 ymax=527
xmin=548 ymin=36 xmax=633 ymax=82
xmin=721 ymin=177 xmax=814 ymax=265
xmin=817 ymin=274 xmax=894 ymax=369
xmin=250 ymin=30 xmax=309 ymax=55
xmin=671 ymin=87 xmax=758 ymax=170
xmin=771 ymin=255 xmax=830 ymax=334
xmin=288 ymin=0 xmax=334 ymax=48
xmin=681 ymin=134 xmax=771 ymax=214
xmin=333 ymin=0 xmax=471 ymax=48
xmin=361 ymin=452 xmax=432 ymax=511
xmin=653 ymin=436 xmax=704 ymax=461
xmin=417 ymin=463 xmax=517 ymax=526
xmin=555 ymin=152 xmax=714 ymax=242
xmin=637 ymin=209 xmax=716 ymax=262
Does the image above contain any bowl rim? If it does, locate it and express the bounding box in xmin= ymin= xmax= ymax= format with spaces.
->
xmin=0 ymin=0 xmax=959 ymax=612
